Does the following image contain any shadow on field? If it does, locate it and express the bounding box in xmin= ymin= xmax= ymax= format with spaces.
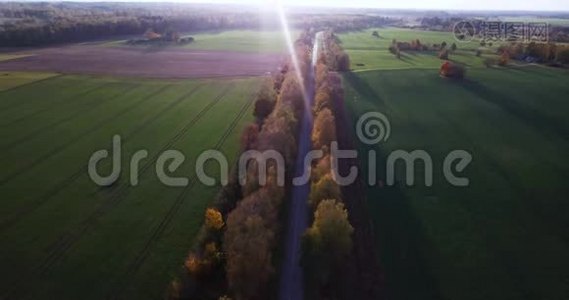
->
xmin=343 ymin=72 xmax=388 ymax=108
xmin=460 ymin=79 xmax=569 ymax=141
xmin=365 ymin=145 xmax=443 ymax=300
xmin=342 ymin=72 xmax=442 ymax=299
xmin=507 ymin=65 xmax=558 ymax=78
xmin=399 ymin=53 xmax=416 ymax=65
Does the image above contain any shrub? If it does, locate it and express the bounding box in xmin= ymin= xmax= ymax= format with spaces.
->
xmin=440 ymin=61 xmax=466 ymax=79
xmin=498 ymin=52 xmax=510 ymax=66
xmin=451 ymin=43 xmax=457 ymax=52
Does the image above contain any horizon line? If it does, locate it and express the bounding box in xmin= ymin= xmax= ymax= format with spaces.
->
xmin=2 ymin=0 xmax=569 ymax=13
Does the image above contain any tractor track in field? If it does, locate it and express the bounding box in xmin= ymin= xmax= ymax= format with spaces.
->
xmin=0 ymin=84 xmax=170 ymax=187
xmin=0 ymin=84 xmax=205 ymax=233
xmin=1 ymin=82 xmax=116 ymax=128
xmin=0 ymin=74 xmax=64 ymax=105
xmin=1 ymin=83 xmax=136 ymax=152
xmin=1 ymin=83 xmax=227 ymax=300
xmin=109 ymin=90 xmax=254 ymax=299
xmin=34 ymin=85 xmax=232 ymax=275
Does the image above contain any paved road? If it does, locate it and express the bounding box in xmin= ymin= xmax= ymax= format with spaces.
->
xmin=278 ymin=32 xmax=321 ymax=300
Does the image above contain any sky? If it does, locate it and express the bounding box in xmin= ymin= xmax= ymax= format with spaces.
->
xmin=184 ymin=0 xmax=569 ymax=12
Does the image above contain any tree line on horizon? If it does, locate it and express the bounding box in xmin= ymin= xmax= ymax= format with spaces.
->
xmin=0 ymin=2 xmax=393 ymax=46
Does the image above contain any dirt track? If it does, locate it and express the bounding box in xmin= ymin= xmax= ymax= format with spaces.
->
xmin=0 ymin=46 xmax=285 ymax=78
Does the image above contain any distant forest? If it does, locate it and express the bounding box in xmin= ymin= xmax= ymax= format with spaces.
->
xmin=0 ymin=3 xmax=393 ymax=46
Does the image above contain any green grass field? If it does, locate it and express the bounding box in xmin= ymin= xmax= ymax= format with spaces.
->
xmin=342 ymin=31 xmax=569 ymax=299
xmin=0 ymin=71 xmax=59 ymax=91
xmin=0 ymin=74 xmax=259 ymax=299
xmin=338 ymin=28 xmax=499 ymax=72
xmin=106 ymin=29 xmax=294 ymax=53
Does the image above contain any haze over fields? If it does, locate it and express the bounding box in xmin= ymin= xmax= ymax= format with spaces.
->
xmin=1 ymin=2 xmax=569 ymax=300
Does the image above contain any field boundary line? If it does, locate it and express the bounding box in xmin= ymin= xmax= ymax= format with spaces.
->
xmin=0 ymin=84 xmax=168 ymax=187
xmin=0 ymin=71 xmax=63 ymax=97
xmin=0 ymin=84 xmax=204 ymax=233
xmin=109 ymin=86 xmax=255 ymax=299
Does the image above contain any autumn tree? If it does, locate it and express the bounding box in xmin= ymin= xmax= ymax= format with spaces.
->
xmin=240 ymin=123 xmax=259 ymax=151
xmin=204 ymin=208 xmax=224 ymax=231
xmin=225 ymin=215 xmax=273 ymax=300
xmin=278 ymin=74 xmax=305 ymax=118
xmin=313 ymin=89 xmax=332 ymax=114
xmin=224 ymin=188 xmax=282 ymax=299
xmin=312 ymin=155 xmax=332 ymax=180
xmin=311 ymin=108 xmax=336 ymax=151
xmin=302 ymin=200 xmax=354 ymax=293
xmin=498 ymin=51 xmax=510 ymax=66
xmin=315 ymin=62 xmax=329 ymax=90
xmin=309 ymin=174 xmax=341 ymax=208
xmin=144 ymin=28 xmax=161 ymax=40
xmin=254 ymin=117 xmax=296 ymax=170
xmin=253 ymin=79 xmax=277 ymax=123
